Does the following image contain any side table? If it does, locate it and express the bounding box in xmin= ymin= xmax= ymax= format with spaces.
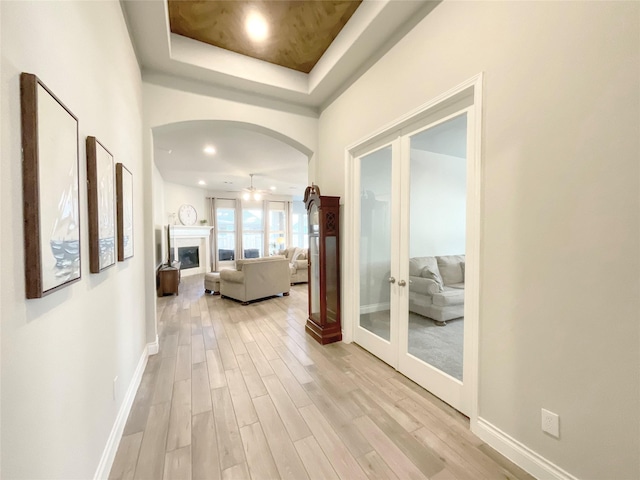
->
xmin=157 ymin=262 xmax=181 ymax=296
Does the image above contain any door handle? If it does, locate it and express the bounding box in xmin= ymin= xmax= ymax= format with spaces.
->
xmin=388 ymin=277 xmax=396 ymax=284
xmin=398 ymin=280 xmax=407 ymax=287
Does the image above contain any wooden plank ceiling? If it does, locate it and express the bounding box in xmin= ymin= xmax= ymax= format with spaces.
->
xmin=168 ymin=0 xmax=362 ymax=74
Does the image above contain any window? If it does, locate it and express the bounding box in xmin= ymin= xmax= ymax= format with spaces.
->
xmin=242 ymin=207 xmax=263 ymax=258
xmin=291 ymin=201 xmax=308 ymax=248
xmin=216 ymin=207 xmax=236 ymax=262
xmin=211 ymin=198 xmax=308 ymax=266
xmin=268 ymin=201 xmax=286 ymax=255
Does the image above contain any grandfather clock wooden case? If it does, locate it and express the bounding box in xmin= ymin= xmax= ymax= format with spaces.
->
xmin=304 ymin=185 xmax=342 ymax=345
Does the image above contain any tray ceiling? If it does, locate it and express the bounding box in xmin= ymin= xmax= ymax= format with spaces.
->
xmin=121 ymin=0 xmax=439 ymax=109
xmin=168 ymin=0 xmax=362 ymax=74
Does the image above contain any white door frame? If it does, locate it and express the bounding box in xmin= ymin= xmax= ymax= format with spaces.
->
xmin=343 ymin=73 xmax=483 ymax=421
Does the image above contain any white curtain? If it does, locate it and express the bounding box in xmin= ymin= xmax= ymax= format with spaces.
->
xmin=235 ymin=198 xmax=242 ymax=259
xmin=286 ymin=201 xmax=292 ymax=248
xmin=208 ymin=197 xmax=217 ymax=272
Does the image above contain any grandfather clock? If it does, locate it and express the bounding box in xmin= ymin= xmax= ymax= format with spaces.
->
xmin=304 ymin=185 xmax=342 ymax=345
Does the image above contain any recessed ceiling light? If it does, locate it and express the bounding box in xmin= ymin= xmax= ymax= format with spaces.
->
xmin=270 ymin=186 xmax=276 ymax=191
xmin=203 ymin=145 xmax=216 ymax=155
xmin=246 ymin=11 xmax=268 ymax=42
xmin=198 ymin=180 xmax=206 ymax=186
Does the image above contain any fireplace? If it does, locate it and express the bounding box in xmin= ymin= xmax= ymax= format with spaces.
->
xmin=170 ymin=226 xmax=213 ymax=278
xmin=178 ymin=246 xmax=200 ymax=270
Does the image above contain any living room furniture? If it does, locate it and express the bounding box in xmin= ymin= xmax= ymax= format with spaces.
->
xmin=304 ymin=185 xmax=342 ymax=344
xmin=278 ymin=247 xmax=309 ymax=284
xmin=157 ymin=261 xmax=181 ymax=296
xmin=219 ymin=256 xmax=290 ymax=305
xmin=204 ymin=271 xmax=220 ymax=295
xmin=408 ymin=254 xmax=464 ymax=325
xmin=218 ymin=249 xmax=234 ymax=261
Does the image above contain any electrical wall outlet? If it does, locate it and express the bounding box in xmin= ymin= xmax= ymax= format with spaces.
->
xmin=113 ymin=376 xmax=118 ymax=401
xmin=541 ymin=408 xmax=560 ymax=438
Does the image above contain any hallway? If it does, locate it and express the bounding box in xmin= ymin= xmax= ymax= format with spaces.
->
xmin=109 ymin=274 xmax=533 ymax=480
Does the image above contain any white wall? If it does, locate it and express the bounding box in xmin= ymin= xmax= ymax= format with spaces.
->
xmin=163 ymin=181 xmax=210 ymax=226
xmin=319 ymin=2 xmax=639 ymax=479
xmin=153 ymin=164 xmax=166 ymax=227
xmin=409 ymin=150 xmax=466 ymax=257
xmin=1 ymin=2 xmax=146 ymax=478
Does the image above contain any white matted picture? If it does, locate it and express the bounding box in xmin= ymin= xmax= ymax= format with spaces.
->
xmin=116 ymin=163 xmax=133 ymax=261
xmin=86 ymin=136 xmax=116 ymax=273
xmin=20 ymin=72 xmax=81 ymax=298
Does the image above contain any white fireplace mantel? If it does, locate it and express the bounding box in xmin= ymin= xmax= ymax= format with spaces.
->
xmin=171 ymin=225 xmax=213 ymax=238
xmin=170 ymin=226 xmax=213 ymax=276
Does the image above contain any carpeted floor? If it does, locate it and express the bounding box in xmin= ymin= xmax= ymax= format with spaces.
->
xmin=359 ymin=311 xmax=463 ymax=381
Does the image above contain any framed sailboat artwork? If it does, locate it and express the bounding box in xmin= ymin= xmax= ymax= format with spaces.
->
xmin=86 ymin=137 xmax=116 ymax=273
xmin=116 ymin=163 xmax=133 ymax=261
xmin=20 ymin=73 xmax=81 ymax=298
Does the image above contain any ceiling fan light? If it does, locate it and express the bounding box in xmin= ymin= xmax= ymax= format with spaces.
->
xmin=243 ymin=192 xmax=250 ymax=200
xmin=254 ymin=193 xmax=262 ymax=201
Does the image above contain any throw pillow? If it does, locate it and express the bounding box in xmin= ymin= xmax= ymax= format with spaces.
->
xmin=420 ymin=266 xmax=444 ymax=292
xmin=291 ymin=247 xmax=303 ymax=263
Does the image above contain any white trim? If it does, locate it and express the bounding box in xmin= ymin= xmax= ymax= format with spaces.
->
xmin=345 ymin=73 xmax=483 ymax=153
xmin=147 ymin=335 xmax=159 ymax=355
xmin=359 ymin=302 xmax=391 ymax=315
xmin=343 ymin=73 xmax=483 ymax=418
xmin=472 ymin=417 xmax=578 ymax=480
xmin=93 ymin=344 xmax=151 ymax=479
xmin=467 ymin=73 xmax=483 ymax=425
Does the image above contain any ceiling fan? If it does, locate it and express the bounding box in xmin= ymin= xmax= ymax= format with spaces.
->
xmin=242 ymin=173 xmax=269 ymax=200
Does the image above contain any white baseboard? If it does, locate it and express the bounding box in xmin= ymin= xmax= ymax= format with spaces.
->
xmin=360 ymin=302 xmax=390 ymax=314
xmin=147 ymin=335 xmax=159 ymax=355
xmin=93 ymin=343 xmax=152 ymax=479
xmin=472 ymin=417 xmax=578 ymax=480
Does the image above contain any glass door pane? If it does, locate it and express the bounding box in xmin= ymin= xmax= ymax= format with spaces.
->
xmin=406 ymin=114 xmax=467 ymax=380
xmin=359 ymin=146 xmax=393 ymax=341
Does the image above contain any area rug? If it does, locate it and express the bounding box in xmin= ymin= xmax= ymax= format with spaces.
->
xmin=359 ymin=311 xmax=463 ymax=381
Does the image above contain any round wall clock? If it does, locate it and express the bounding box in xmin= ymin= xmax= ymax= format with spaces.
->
xmin=178 ymin=204 xmax=197 ymax=225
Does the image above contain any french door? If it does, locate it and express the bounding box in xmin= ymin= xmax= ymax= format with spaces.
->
xmin=351 ymin=100 xmax=478 ymax=416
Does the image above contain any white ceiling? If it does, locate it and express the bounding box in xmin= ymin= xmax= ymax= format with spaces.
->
xmin=122 ymin=0 xmax=440 ymax=196
xmin=154 ymin=121 xmax=308 ymax=197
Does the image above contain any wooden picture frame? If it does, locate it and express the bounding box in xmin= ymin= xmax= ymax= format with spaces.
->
xmin=20 ymin=72 xmax=81 ymax=299
xmin=86 ymin=136 xmax=116 ymax=273
xmin=116 ymin=163 xmax=134 ymax=261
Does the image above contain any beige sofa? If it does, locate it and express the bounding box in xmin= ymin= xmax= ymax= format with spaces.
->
xmin=278 ymin=247 xmax=308 ymax=284
xmin=409 ymin=255 xmax=465 ymax=325
xmin=220 ymin=256 xmax=291 ymax=305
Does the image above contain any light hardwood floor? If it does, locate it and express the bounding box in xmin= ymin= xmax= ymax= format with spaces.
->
xmin=110 ymin=274 xmax=534 ymax=480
